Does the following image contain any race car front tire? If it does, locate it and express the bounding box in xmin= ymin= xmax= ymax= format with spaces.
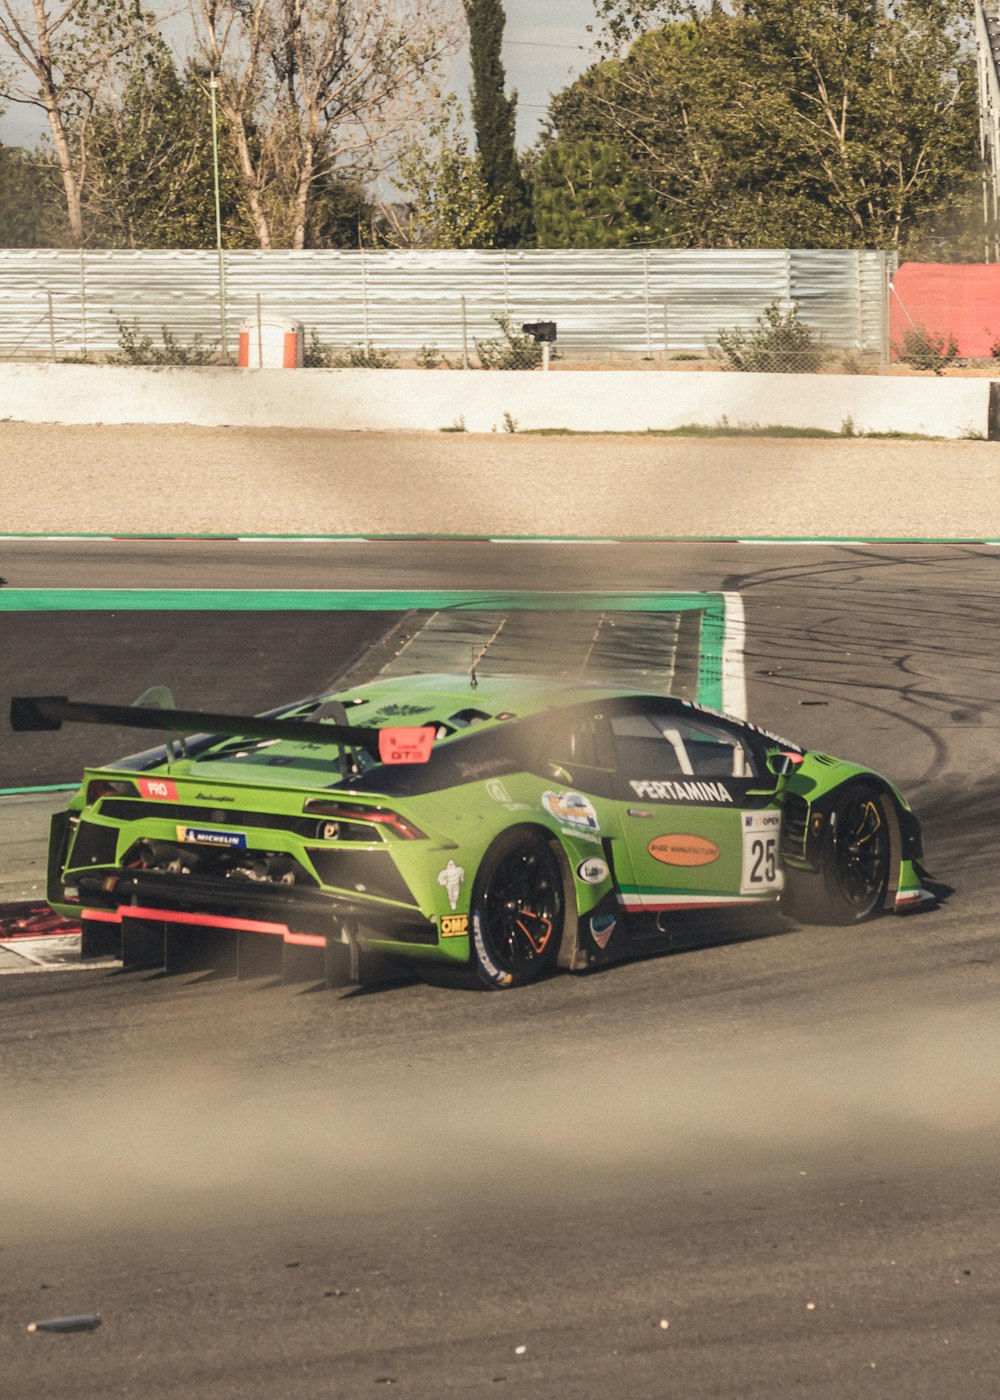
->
xmin=783 ymin=782 xmax=890 ymax=925
xmin=468 ymin=829 xmax=564 ymax=988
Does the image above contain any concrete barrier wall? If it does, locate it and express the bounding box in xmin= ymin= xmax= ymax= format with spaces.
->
xmin=0 ymin=364 xmax=990 ymax=438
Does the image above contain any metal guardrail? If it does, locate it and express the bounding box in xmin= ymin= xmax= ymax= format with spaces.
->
xmin=0 ymin=247 xmax=894 ymax=366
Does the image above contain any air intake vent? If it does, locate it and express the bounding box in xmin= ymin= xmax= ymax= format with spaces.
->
xmin=448 ymin=709 xmax=491 ymax=728
xmin=68 ymin=820 xmax=121 ymax=869
xmin=781 ymin=795 xmax=808 ymax=857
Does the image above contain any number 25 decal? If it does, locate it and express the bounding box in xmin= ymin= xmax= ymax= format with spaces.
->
xmin=748 ymin=836 xmax=777 ymax=884
xmin=740 ymin=813 xmax=783 ymax=893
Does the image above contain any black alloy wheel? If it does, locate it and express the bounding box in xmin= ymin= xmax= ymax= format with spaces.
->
xmin=784 ymin=783 xmax=891 ymax=925
xmin=469 ymin=831 xmax=565 ymax=987
xmin=828 ymin=786 xmax=890 ymax=917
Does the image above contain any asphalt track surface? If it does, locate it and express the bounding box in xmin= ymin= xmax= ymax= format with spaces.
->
xmin=2 ymin=539 xmax=1000 ymax=1397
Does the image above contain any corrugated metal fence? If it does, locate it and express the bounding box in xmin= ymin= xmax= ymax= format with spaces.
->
xmin=0 ymin=247 xmax=894 ymax=364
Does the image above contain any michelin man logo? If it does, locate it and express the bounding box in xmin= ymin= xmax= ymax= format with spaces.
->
xmin=437 ymin=858 xmax=465 ymax=911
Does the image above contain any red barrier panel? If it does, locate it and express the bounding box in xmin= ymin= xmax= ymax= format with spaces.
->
xmin=890 ymin=263 xmax=1000 ymax=359
xmin=0 ymin=901 xmax=80 ymax=938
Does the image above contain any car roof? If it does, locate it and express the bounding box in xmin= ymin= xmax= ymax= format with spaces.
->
xmin=168 ymin=675 xmax=655 ymax=793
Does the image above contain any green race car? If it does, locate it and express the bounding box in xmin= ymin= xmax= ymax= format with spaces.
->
xmin=11 ymin=674 xmax=928 ymax=989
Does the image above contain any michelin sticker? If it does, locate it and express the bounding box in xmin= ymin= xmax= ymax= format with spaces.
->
xmin=576 ymin=856 xmax=609 ymax=885
xmin=177 ymin=826 xmax=246 ymax=848
xmin=472 ymin=911 xmax=513 ymax=986
xmin=437 ymin=858 xmax=465 ymax=911
xmin=740 ymin=811 xmax=783 ymax=893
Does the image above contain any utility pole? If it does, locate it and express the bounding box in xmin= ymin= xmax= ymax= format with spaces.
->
xmin=209 ymin=72 xmax=230 ymax=360
xmin=975 ymin=0 xmax=1000 ymax=260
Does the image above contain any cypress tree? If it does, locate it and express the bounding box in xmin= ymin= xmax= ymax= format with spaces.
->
xmin=463 ymin=0 xmax=534 ymax=246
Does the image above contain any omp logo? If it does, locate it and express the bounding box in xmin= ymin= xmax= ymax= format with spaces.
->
xmin=440 ymin=914 xmax=469 ymax=937
xmin=139 ymin=778 xmax=178 ymax=801
xmin=648 ymin=834 xmax=720 ymax=866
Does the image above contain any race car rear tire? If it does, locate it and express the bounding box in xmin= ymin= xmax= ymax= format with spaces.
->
xmin=468 ymin=830 xmax=564 ymax=988
xmin=784 ymin=783 xmax=890 ymax=925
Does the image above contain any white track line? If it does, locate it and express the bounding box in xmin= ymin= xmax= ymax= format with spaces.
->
xmin=721 ymin=591 xmax=747 ymax=720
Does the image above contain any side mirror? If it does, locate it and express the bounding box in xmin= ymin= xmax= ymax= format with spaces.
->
xmin=766 ymin=751 xmax=804 ymax=778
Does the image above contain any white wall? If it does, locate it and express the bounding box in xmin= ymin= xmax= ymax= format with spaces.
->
xmin=0 ymin=364 xmax=989 ymax=438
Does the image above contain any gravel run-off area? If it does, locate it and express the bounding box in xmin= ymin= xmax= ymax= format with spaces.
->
xmin=1 ymin=423 xmax=998 ymax=537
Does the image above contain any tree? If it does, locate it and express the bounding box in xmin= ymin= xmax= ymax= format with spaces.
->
xmin=463 ymin=0 xmax=532 ymax=245
xmin=529 ymin=136 xmax=669 ymax=246
xmin=390 ymin=94 xmax=501 ymax=246
xmin=537 ymin=0 xmax=978 ymax=251
xmin=590 ymin=0 xmax=686 ymax=50
xmin=737 ymin=0 xmax=978 ymax=250
xmin=82 ymin=44 xmax=252 ymax=247
xmin=189 ymin=0 xmax=462 ymax=250
xmin=304 ymin=167 xmax=375 ymax=247
xmin=0 ymin=0 xmax=158 ymax=244
xmin=0 ymin=144 xmax=69 ymax=244
xmin=541 ymin=14 xmax=814 ymax=247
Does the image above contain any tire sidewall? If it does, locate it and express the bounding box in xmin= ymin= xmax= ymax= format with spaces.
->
xmin=469 ymin=828 xmax=564 ymax=989
xmin=782 ymin=782 xmax=891 ymax=926
xmin=820 ymin=782 xmax=890 ymax=923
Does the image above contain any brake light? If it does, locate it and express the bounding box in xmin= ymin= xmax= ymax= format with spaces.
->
xmin=86 ymin=779 xmax=140 ymax=804
xmin=303 ymin=801 xmax=426 ymax=840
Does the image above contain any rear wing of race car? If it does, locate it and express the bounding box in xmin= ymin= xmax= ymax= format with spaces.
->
xmin=9 ymin=695 xmax=435 ymax=767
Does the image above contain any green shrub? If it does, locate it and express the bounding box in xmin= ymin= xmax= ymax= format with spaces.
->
xmin=713 ymin=300 xmax=827 ymax=373
xmin=304 ymin=328 xmax=336 ymax=367
xmin=415 ymin=344 xmax=451 ymax=369
xmin=303 ymin=331 xmax=397 ymax=368
xmin=474 ymin=315 xmax=543 ymax=370
xmin=894 ymin=324 xmax=958 ymax=375
xmin=111 ymin=317 xmax=215 ymax=366
xmin=333 ymin=343 xmax=398 ymax=369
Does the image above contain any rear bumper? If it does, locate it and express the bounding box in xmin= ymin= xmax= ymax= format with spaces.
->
xmin=73 ymin=867 xmax=437 ymax=942
xmin=80 ymin=902 xmax=327 ymax=978
xmin=79 ymin=901 xmax=456 ymax=985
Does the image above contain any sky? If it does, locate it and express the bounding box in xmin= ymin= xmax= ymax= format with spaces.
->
xmin=0 ymin=0 xmax=601 ymax=153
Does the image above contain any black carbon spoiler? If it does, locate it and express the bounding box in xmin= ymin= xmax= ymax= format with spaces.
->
xmin=9 ymin=696 xmax=435 ymax=765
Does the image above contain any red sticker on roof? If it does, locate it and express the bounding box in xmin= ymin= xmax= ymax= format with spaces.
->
xmin=138 ymin=777 xmax=178 ymax=800
xmin=378 ymin=726 xmax=435 ymax=765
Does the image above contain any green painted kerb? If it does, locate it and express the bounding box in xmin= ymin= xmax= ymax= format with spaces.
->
xmin=2 ymin=588 xmax=715 ymax=614
xmin=2 ymin=783 xmax=79 ymax=794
